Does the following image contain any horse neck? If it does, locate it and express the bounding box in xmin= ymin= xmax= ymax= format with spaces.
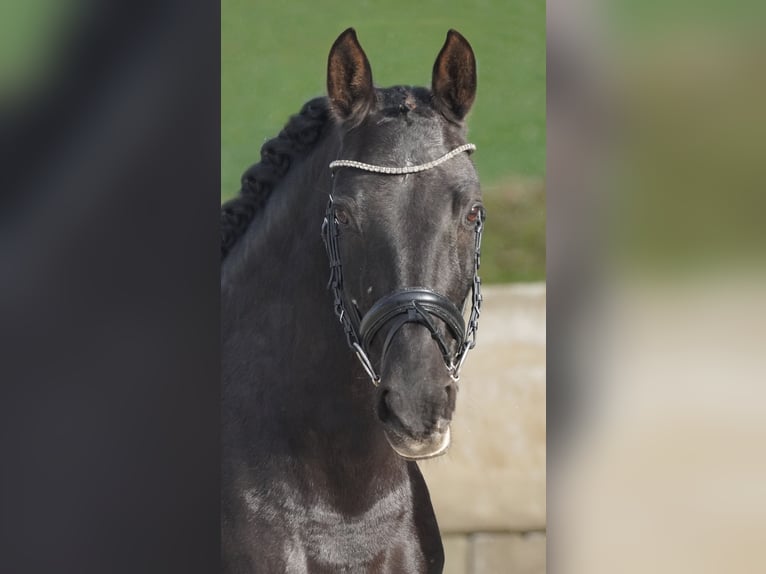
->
xmin=222 ymin=130 xmax=403 ymax=491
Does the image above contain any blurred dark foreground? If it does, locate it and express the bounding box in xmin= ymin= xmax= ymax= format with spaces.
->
xmin=1 ymin=1 xmax=766 ymax=572
xmin=0 ymin=2 xmax=220 ymax=573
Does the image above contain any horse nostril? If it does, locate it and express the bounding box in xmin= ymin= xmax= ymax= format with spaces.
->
xmin=378 ymin=390 xmax=392 ymax=423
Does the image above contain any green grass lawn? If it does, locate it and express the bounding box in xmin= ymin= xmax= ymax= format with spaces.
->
xmin=0 ymin=1 xmax=78 ymax=102
xmin=222 ymin=1 xmax=547 ymax=282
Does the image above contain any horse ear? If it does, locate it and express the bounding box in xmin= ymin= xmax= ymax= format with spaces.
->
xmin=431 ymin=30 xmax=477 ymax=122
xmin=327 ymin=28 xmax=375 ymax=125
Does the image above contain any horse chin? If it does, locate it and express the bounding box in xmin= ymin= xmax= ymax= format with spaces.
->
xmin=384 ymin=426 xmax=452 ymax=461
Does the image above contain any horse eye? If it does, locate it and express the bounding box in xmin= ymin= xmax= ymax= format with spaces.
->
xmin=335 ymin=208 xmax=349 ymax=225
xmin=466 ymin=204 xmax=483 ymax=224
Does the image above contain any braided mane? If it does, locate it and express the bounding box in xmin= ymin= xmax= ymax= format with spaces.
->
xmin=220 ymin=97 xmax=330 ymax=260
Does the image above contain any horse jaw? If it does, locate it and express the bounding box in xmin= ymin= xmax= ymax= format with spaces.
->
xmin=384 ymin=426 xmax=451 ymax=461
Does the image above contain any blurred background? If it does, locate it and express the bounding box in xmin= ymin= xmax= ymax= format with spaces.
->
xmin=548 ymin=0 xmax=766 ymax=573
xmin=221 ymin=2 xmax=547 ymax=573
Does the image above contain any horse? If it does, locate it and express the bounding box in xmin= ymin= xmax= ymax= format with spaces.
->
xmin=221 ymin=28 xmax=484 ymax=573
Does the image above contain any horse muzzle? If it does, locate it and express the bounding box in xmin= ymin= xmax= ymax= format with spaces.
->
xmin=384 ymin=425 xmax=452 ymax=460
xmin=375 ymin=340 xmax=458 ymax=460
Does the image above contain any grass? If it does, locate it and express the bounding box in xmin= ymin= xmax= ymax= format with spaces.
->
xmin=482 ymin=179 xmax=546 ymax=283
xmin=0 ymin=1 xmax=77 ymax=102
xmin=219 ymin=1 xmax=547 ymax=282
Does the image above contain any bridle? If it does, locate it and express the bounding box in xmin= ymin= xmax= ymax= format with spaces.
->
xmin=320 ymin=143 xmax=484 ymax=386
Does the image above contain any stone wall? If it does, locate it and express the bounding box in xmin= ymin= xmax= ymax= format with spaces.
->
xmin=420 ymin=284 xmax=546 ymax=573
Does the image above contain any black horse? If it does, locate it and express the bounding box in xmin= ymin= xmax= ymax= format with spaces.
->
xmin=221 ymin=28 xmax=484 ymax=573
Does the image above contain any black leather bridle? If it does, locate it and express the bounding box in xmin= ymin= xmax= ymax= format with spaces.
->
xmin=320 ymin=145 xmax=484 ymax=386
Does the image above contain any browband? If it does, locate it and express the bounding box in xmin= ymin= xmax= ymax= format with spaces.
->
xmin=329 ymin=143 xmax=476 ymax=175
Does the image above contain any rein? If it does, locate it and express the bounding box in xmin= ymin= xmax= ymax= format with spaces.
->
xmin=321 ymin=144 xmax=484 ymax=386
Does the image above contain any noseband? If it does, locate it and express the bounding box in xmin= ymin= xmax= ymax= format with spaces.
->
xmin=321 ymin=144 xmax=484 ymax=386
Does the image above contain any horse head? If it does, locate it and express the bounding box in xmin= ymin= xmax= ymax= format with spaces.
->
xmin=323 ymin=28 xmax=484 ymax=460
